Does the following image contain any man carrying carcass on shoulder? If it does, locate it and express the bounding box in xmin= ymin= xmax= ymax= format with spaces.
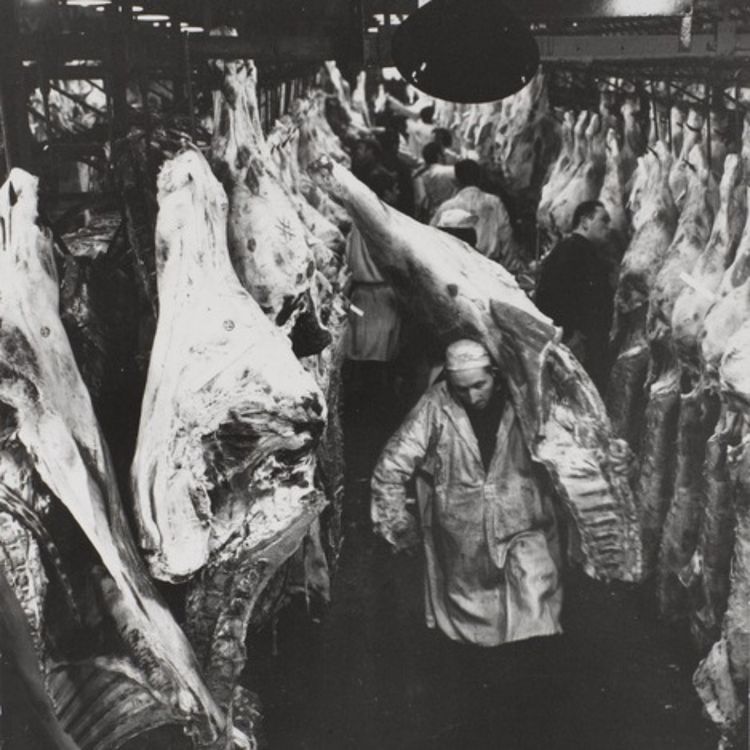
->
xmin=534 ymin=200 xmax=615 ymax=394
xmin=371 ymin=338 xmax=562 ymax=647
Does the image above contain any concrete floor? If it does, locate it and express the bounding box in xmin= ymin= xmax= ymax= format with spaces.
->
xmin=248 ymin=506 xmax=719 ymax=750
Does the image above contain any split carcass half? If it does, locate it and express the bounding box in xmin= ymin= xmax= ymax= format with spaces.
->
xmin=209 ymin=54 xmax=331 ymax=358
xmin=130 ymin=147 xmax=327 ymax=723
xmin=668 ymin=109 xmax=706 ymax=212
xmin=537 ymin=110 xmax=589 ymax=257
xmin=547 ymin=112 xmax=606 ymax=248
xmin=267 ymin=115 xmax=346 ymax=258
xmin=637 ymin=145 xmax=717 ymax=585
xmin=619 ymin=95 xmax=644 ymax=189
xmin=607 ymin=142 xmax=677 ymax=449
xmin=489 ymin=69 xmax=558 ymax=198
xmin=309 ymin=155 xmax=643 ymax=583
xmin=0 ymin=169 xmax=237 ymax=749
xmin=131 ymin=146 xmax=325 ymax=579
xmin=701 ymin=185 xmax=750 ymax=378
xmin=692 ymin=336 xmax=750 ymax=750
xmin=672 ymin=154 xmax=747 ymax=377
xmin=538 ymin=111 xmax=575 ymax=223
xmin=648 ymin=148 xmax=720 ymax=615
xmin=599 ymin=128 xmax=629 ymax=257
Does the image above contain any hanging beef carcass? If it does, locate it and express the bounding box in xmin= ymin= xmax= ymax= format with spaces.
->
xmin=607 ymin=142 xmax=677 ymax=448
xmin=692 ymin=332 xmax=750 ymax=750
xmin=488 ymin=70 xmax=558 ymax=200
xmin=650 ymin=144 xmax=718 ymax=346
xmin=209 ymin=55 xmax=331 ymax=358
xmin=546 ymin=112 xmax=606 ymax=253
xmin=537 ymin=110 xmax=589 ymax=258
xmin=309 ymin=154 xmax=642 ymax=583
xmin=619 ymin=95 xmax=645 ymax=189
xmin=701 ymin=186 xmax=750 ymax=375
xmin=599 ymin=128 xmax=629 ymax=258
xmin=681 ymin=168 xmax=750 ymax=648
xmin=669 ymin=109 xmax=705 ymax=212
xmin=289 ymin=105 xmax=352 ymax=233
xmin=264 ymin=118 xmax=346 ymax=288
xmin=210 ymin=47 xmax=347 ymax=558
xmin=672 ymin=154 xmax=747 ymax=378
xmin=267 ymin=114 xmax=346 ymax=253
xmin=538 ymin=111 xmax=575 ymax=224
xmin=130 ymin=147 xmax=327 ymax=730
xmin=0 ymin=168 xmax=244 ymax=749
xmin=307 ymin=87 xmax=352 ymax=167
xmin=646 ymin=144 xmax=720 ymax=615
xmin=350 ymin=70 xmax=371 ymax=130
xmin=669 ymin=104 xmax=686 ymax=160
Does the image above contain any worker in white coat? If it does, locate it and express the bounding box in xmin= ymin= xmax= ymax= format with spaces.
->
xmin=431 ymin=159 xmax=519 ymax=270
xmin=371 ymin=339 xmax=562 ymax=647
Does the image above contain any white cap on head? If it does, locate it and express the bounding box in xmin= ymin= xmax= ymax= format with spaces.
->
xmin=445 ymin=339 xmax=491 ymax=372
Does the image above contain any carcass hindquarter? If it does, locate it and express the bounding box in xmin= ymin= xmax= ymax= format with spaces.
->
xmin=491 ymin=70 xmax=558 ymax=198
xmin=538 ymin=110 xmax=575 ymax=223
xmin=0 ymin=168 xmax=236 ymax=749
xmin=547 ymin=113 xmax=606 ymax=243
xmin=668 ymin=109 xmax=705 ymax=212
xmin=537 ymin=109 xmax=589 ymax=257
xmin=672 ymin=154 xmax=748 ymax=375
xmin=131 ymin=148 xmax=326 ymax=722
xmin=648 ymin=144 xmax=717 ymax=350
xmin=669 ymin=104 xmax=685 ymax=160
xmin=648 ymin=151 xmax=718 ymax=618
xmin=644 ymin=149 xmax=718 ymax=600
xmin=693 ymin=408 xmax=750 ymax=750
xmin=267 ymin=117 xmax=346 ymax=260
xmin=607 ymin=143 xmax=677 ymax=447
xmin=700 ymin=186 xmax=750 ymax=378
xmin=209 ymin=58 xmax=331 ymax=358
xmin=599 ymin=128 xmax=629 ymax=256
xmin=615 ymin=142 xmax=677 ymax=320
xmin=309 ymin=155 xmax=643 ymax=583
xmin=620 ymin=95 xmax=644 ymax=189
xmin=132 ymin=147 xmax=325 ymax=580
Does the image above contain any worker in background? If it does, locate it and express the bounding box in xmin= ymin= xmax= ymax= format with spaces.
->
xmin=386 ymin=94 xmax=437 ymax=161
xmin=534 ymin=200 xmax=615 ymax=394
xmin=430 ymin=159 xmax=519 ymax=269
xmin=413 ymin=142 xmax=456 ymax=223
xmin=371 ymin=338 xmax=562 ymax=648
xmin=377 ymin=127 xmax=416 ymax=218
xmin=351 ymin=137 xmax=383 ymax=183
xmin=343 ymin=167 xmax=404 ymax=521
xmin=432 ymin=127 xmax=460 ymax=164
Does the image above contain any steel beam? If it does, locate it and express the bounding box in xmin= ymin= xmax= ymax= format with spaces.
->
xmin=537 ymin=31 xmax=750 ymax=62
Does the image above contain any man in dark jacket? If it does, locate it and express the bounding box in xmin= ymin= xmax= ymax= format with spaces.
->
xmin=535 ymin=200 xmax=615 ymax=394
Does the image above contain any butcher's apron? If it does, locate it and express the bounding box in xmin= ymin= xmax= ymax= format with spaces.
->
xmin=416 ymin=402 xmax=562 ymax=646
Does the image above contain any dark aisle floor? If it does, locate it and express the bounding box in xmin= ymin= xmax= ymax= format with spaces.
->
xmin=247 ymin=509 xmax=720 ymax=750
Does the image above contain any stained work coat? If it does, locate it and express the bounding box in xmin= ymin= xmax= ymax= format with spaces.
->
xmin=371 ymin=381 xmax=562 ymax=646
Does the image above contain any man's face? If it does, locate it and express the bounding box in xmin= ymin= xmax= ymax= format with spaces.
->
xmin=448 ymin=367 xmax=495 ymax=412
xmin=584 ymin=207 xmax=611 ymax=245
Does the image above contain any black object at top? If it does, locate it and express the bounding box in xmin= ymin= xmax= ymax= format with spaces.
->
xmin=391 ymin=0 xmax=540 ymax=104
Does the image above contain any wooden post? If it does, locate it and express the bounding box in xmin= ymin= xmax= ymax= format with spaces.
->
xmin=0 ymin=0 xmax=32 ymax=173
